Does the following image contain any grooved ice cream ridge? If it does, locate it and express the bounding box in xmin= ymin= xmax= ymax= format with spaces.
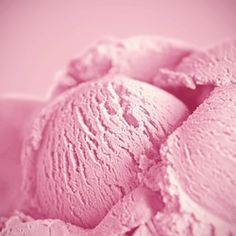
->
xmin=0 ymin=36 xmax=236 ymax=236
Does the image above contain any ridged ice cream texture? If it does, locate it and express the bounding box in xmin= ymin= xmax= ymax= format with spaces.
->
xmin=21 ymin=75 xmax=189 ymax=228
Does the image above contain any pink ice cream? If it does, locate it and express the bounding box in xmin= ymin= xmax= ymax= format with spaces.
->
xmin=20 ymin=75 xmax=188 ymax=228
xmin=1 ymin=36 xmax=236 ymax=236
xmin=1 ymin=187 xmax=161 ymax=236
xmin=152 ymin=39 xmax=236 ymax=111
xmin=162 ymin=84 xmax=236 ymax=225
xmin=158 ymin=39 xmax=236 ymax=88
xmin=143 ymin=84 xmax=236 ymax=236
xmin=51 ymin=36 xmax=195 ymax=96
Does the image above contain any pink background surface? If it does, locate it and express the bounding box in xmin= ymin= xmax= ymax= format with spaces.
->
xmin=0 ymin=0 xmax=236 ymax=97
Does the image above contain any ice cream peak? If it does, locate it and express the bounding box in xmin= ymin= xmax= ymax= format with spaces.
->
xmin=20 ymin=75 xmax=189 ymax=228
xmin=158 ymin=39 xmax=236 ymax=88
xmin=51 ymin=36 xmax=195 ymax=96
xmin=51 ymin=36 xmax=214 ymax=112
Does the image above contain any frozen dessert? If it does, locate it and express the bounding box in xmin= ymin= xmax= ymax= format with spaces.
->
xmin=52 ymin=36 xmax=213 ymax=112
xmin=0 ymin=36 xmax=236 ymax=236
xmin=51 ymin=36 xmax=195 ymax=96
xmin=133 ymin=85 xmax=236 ymax=236
xmin=20 ymin=75 xmax=189 ymax=228
xmin=163 ymin=84 xmax=236 ymax=224
xmin=158 ymin=39 xmax=236 ymax=87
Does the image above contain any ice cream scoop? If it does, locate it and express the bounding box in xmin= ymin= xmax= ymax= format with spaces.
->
xmin=159 ymin=84 xmax=236 ymax=235
xmin=20 ymin=74 xmax=189 ymax=228
xmin=157 ymin=39 xmax=236 ymax=88
xmin=51 ymin=36 xmax=195 ymax=96
xmin=152 ymin=40 xmax=236 ymax=112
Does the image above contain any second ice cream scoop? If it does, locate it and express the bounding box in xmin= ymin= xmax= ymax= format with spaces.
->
xmin=161 ymin=84 xmax=236 ymax=230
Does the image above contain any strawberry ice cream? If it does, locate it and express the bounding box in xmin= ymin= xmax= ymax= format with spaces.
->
xmin=158 ymin=39 xmax=236 ymax=87
xmin=0 ymin=36 xmax=236 ymax=236
xmin=21 ymin=75 xmax=188 ymax=228
xmin=162 ymin=84 xmax=236 ymax=228
xmin=51 ymin=36 xmax=195 ymax=96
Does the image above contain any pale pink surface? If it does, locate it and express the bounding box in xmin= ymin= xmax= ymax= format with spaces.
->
xmin=20 ymin=75 xmax=188 ymax=228
xmin=132 ymin=212 xmax=214 ymax=236
xmin=1 ymin=0 xmax=236 ymax=97
xmin=0 ymin=97 xmax=44 ymax=216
